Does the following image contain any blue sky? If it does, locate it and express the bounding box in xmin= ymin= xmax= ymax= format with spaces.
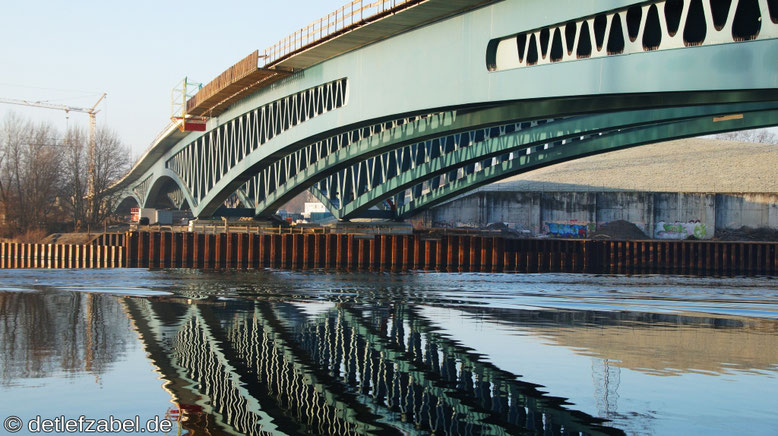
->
xmin=0 ymin=1 xmax=346 ymax=156
xmin=3 ymin=1 xmax=774 ymax=158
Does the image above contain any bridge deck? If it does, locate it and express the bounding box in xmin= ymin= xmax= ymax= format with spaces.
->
xmin=111 ymin=0 xmax=778 ymax=221
xmin=268 ymin=0 xmax=496 ymax=70
xmin=186 ymin=0 xmax=496 ymax=117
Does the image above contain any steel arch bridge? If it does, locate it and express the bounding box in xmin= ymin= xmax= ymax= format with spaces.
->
xmin=111 ymin=0 xmax=778 ymax=221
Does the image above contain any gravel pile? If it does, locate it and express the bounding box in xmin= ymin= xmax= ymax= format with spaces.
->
xmin=489 ymin=138 xmax=778 ymax=193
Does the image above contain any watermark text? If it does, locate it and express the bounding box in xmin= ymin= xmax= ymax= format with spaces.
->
xmin=3 ymin=415 xmax=174 ymax=433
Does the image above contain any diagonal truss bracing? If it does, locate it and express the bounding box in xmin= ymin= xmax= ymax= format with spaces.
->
xmin=133 ymin=96 xmax=778 ymax=222
xmin=394 ymin=107 xmax=778 ymax=218
xmin=112 ymin=0 xmax=778 ymax=222
xmin=237 ymin=111 xmax=457 ymax=217
xmin=305 ymin=102 xmax=778 ymax=220
xmin=165 ymin=78 xmax=348 ymax=209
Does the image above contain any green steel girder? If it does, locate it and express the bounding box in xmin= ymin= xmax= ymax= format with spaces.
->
xmin=255 ymin=101 xmax=778 ymax=219
xmin=309 ymin=188 xmax=346 ymax=219
xmin=325 ymin=102 xmax=778 ymax=220
xmin=250 ymin=110 xmax=456 ymax=216
xmin=142 ymin=171 xmax=188 ymax=210
xmin=172 ymin=89 xmax=778 ymax=219
xmin=117 ymin=87 xmax=778 ymax=220
xmin=397 ymin=108 xmax=778 ymax=218
xmin=208 ymin=90 xmax=778 ymax=219
xmin=109 ymin=0 xmax=778 ymax=219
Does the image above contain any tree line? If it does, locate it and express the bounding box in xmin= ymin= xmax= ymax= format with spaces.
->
xmin=0 ymin=113 xmax=131 ymax=239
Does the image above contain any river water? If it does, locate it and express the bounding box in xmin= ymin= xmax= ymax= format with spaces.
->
xmin=0 ymin=269 xmax=776 ymax=435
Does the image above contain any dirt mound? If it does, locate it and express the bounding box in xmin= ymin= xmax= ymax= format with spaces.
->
xmin=485 ymin=222 xmax=511 ymax=231
xmin=38 ymin=233 xmax=98 ymax=245
xmin=590 ymin=220 xmax=648 ymax=240
xmin=714 ymin=227 xmax=778 ymax=242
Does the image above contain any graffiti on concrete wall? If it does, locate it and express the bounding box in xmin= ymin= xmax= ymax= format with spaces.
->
xmin=654 ymin=220 xmax=707 ymax=240
xmin=544 ymin=221 xmax=595 ymax=238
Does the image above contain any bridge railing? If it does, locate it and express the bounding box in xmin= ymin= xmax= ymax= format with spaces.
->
xmin=262 ymin=0 xmax=422 ymax=66
xmin=126 ymin=120 xmax=176 ymax=171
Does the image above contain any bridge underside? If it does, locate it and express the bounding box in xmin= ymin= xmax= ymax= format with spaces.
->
xmin=267 ymin=99 xmax=778 ymax=221
xmin=122 ymin=95 xmax=778 ymax=222
xmin=114 ymin=0 xmax=778 ymax=222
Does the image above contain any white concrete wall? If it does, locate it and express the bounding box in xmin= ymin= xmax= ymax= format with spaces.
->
xmin=415 ymin=191 xmax=778 ymax=239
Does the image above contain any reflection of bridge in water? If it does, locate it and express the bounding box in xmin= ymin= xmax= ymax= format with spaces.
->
xmin=124 ymin=297 xmax=623 ymax=435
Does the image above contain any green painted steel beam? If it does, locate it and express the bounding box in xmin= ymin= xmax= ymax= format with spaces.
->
xmin=252 ymin=110 xmax=455 ymax=216
xmin=256 ymin=101 xmax=778 ymax=218
xmin=397 ymin=108 xmax=778 ymax=218
xmin=209 ymin=88 xmax=778 ymax=219
xmin=309 ymin=187 xmax=340 ymax=217
xmin=336 ymin=102 xmax=778 ymax=219
xmin=110 ymin=0 xmax=778 ymax=217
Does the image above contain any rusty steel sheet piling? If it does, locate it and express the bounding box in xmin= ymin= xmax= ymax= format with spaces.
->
xmin=1 ymin=231 xmax=776 ymax=277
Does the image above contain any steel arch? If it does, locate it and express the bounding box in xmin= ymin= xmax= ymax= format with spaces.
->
xmin=302 ymin=102 xmax=778 ymax=219
xmin=143 ymin=173 xmax=193 ymax=210
xmin=110 ymin=0 xmax=778 ymax=221
xmin=161 ymin=89 xmax=778 ymax=220
xmin=113 ymin=194 xmax=143 ymax=213
xmin=396 ymin=108 xmax=778 ymax=218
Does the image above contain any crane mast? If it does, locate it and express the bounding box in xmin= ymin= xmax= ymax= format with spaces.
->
xmin=0 ymin=93 xmax=107 ymax=211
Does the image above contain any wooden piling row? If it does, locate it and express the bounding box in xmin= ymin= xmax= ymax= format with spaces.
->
xmin=0 ymin=241 xmax=124 ymax=269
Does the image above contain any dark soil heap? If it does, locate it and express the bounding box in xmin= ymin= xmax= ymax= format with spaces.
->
xmin=714 ymin=227 xmax=778 ymax=242
xmin=590 ymin=220 xmax=649 ymax=240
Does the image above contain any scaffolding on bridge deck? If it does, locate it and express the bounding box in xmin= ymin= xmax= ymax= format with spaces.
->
xmin=182 ymin=0 xmax=495 ymax=118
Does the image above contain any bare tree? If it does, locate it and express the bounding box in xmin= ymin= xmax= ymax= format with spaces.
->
xmin=0 ymin=114 xmax=64 ymax=236
xmin=0 ymin=118 xmax=8 ymax=230
xmin=90 ymin=127 xmax=131 ymax=226
xmin=62 ymin=127 xmax=87 ymax=230
xmin=61 ymin=126 xmax=130 ymax=229
xmin=0 ymin=113 xmax=130 ymax=237
xmin=0 ymin=114 xmax=28 ymax=235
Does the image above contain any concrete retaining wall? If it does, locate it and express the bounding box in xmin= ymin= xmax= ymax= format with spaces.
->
xmin=414 ymin=192 xmax=778 ymax=239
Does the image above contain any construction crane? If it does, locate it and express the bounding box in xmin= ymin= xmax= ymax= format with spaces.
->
xmin=0 ymin=93 xmax=107 ymax=203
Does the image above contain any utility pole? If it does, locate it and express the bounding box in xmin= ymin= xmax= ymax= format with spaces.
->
xmin=0 ymin=93 xmax=107 ymax=221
